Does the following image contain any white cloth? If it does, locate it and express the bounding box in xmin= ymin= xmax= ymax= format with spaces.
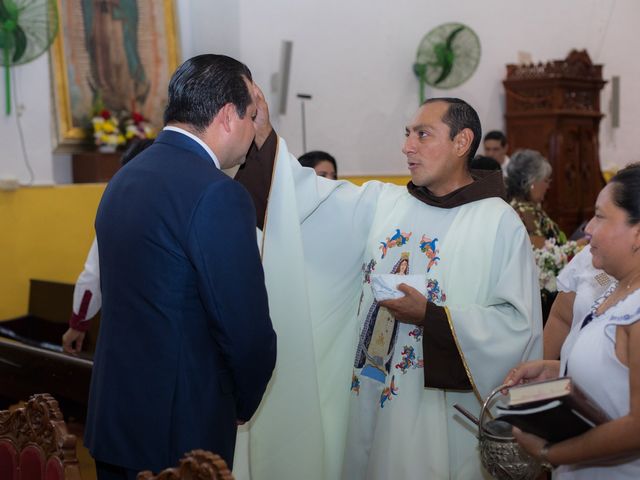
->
xmin=557 ymin=245 xmax=613 ymax=373
xmin=72 ymin=238 xmax=101 ymax=322
xmin=246 ymin=137 xmax=542 ymax=480
xmin=556 ymin=289 xmax=640 ymax=479
xmin=370 ymin=274 xmax=426 ymax=301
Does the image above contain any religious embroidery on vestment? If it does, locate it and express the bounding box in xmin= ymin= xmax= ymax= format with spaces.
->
xmin=350 ymin=372 xmax=361 ymax=395
xmin=426 ymin=279 xmax=446 ymax=304
xmin=419 ymin=235 xmax=440 ymax=272
xmin=362 ymin=259 xmax=377 ymax=283
xmin=408 ymin=327 xmax=423 ymax=342
xmin=357 ymin=290 xmax=364 ymax=317
xmin=354 ymin=254 xmax=410 ymax=383
xmin=379 ymin=229 xmax=412 ymax=259
xmin=395 ymin=345 xmax=424 ymax=374
xmin=379 ymin=375 xmax=398 ymax=408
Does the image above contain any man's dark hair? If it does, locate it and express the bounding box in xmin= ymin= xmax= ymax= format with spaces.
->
xmin=163 ymin=54 xmax=253 ymax=133
xmin=483 ymin=130 xmax=507 ymax=146
xmin=298 ymin=150 xmax=337 ymax=175
xmin=423 ymin=98 xmax=482 ymax=166
xmin=610 ymin=162 xmax=640 ymax=225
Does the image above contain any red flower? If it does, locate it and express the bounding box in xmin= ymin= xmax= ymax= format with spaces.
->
xmin=132 ymin=112 xmax=145 ymax=123
xmin=100 ymin=109 xmax=111 ymax=119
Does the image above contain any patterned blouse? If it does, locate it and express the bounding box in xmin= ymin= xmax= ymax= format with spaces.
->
xmin=510 ymin=199 xmax=566 ymax=245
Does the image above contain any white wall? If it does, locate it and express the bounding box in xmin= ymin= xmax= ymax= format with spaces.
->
xmin=0 ymin=0 xmax=637 ymax=184
xmin=235 ymin=0 xmax=639 ymax=175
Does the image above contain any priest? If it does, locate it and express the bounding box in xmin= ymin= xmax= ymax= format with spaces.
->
xmin=236 ymin=93 xmax=542 ymax=480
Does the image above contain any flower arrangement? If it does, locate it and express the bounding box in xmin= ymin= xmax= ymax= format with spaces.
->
xmin=89 ymin=100 xmax=156 ymax=151
xmin=123 ymin=111 xmax=157 ymax=142
xmin=533 ymin=239 xmax=582 ymax=292
xmin=91 ymin=109 xmax=126 ymax=151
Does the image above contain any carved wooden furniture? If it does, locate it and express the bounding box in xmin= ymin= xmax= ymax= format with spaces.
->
xmin=137 ymin=450 xmax=234 ymax=480
xmin=504 ymin=50 xmax=606 ymax=234
xmin=0 ymin=393 xmax=82 ymax=480
xmin=0 ymin=280 xmax=95 ymax=420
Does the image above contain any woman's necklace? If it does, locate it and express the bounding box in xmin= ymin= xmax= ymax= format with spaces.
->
xmin=598 ymin=271 xmax=640 ymax=315
xmin=624 ymin=271 xmax=640 ymax=291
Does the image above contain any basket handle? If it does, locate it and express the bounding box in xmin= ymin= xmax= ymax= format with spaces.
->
xmin=478 ymin=383 xmax=510 ymax=440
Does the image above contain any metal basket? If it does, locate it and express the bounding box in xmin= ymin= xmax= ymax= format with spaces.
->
xmin=478 ymin=384 xmax=543 ymax=480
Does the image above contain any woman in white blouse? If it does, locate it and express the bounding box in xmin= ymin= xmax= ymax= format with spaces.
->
xmin=504 ymin=163 xmax=640 ymax=479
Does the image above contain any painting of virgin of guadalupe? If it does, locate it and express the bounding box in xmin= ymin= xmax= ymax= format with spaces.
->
xmin=50 ymin=0 xmax=179 ymax=148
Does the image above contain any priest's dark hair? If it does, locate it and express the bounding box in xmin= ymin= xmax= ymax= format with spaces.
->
xmin=423 ymin=97 xmax=482 ymax=166
xmin=164 ymin=54 xmax=253 ymax=134
xmin=610 ymin=163 xmax=640 ymax=225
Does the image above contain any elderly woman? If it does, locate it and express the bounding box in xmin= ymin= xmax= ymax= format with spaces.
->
xmin=506 ymin=149 xmax=566 ymax=248
xmin=504 ymin=163 xmax=640 ymax=478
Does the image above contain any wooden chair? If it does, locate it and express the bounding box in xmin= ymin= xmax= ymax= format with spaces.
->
xmin=137 ymin=450 xmax=234 ymax=480
xmin=0 ymin=393 xmax=82 ymax=480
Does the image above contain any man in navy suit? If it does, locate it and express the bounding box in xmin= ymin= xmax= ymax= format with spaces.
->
xmin=85 ymin=54 xmax=277 ymax=480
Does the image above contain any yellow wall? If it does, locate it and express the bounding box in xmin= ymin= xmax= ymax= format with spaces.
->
xmin=0 ymin=184 xmax=105 ymax=320
xmin=0 ymin=175 xmax=408 ymax=320
xmin=343 ymin=175 xmax=411 ymax=186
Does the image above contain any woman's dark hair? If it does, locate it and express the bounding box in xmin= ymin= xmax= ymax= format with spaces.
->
xmin=505 ymin=149 xmax=552 ymax=201
xmin=164 ymin=54 xmax=253 ymax=133
xmin=609 ymin=163 xmax=640 ymax=225
xmin=120 ymin=138 xmax=154 ymax=166
xmin=298 ymin=151 xmax=337 ymax=175
xmin=470 ymin=155 xmax=501 ymax=172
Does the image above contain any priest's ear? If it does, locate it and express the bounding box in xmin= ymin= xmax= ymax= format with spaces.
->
xmin=453 ymin=128 xmax=473 ymax=159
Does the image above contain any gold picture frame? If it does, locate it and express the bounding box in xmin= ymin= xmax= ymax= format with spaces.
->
xmin=50 ymin=0 xmax=180 ymax=151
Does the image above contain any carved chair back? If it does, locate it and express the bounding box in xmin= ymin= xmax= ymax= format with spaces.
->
xmin=0 ymin=393 xmax=82 ymax=480
xmin=137 ymin=450 xmax=234 ymax=480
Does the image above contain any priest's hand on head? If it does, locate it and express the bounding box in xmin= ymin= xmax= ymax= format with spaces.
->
xmin=252 ymin=83 xmax=272 ymax=149
xmin=378 ymin=283 xmax=427 ymax=325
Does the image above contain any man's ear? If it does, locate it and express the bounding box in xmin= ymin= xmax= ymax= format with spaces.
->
xmin=217 ymin=103 xmax=235 ymax=134
xmin=454 ymin=128 xmax=473 ymax=158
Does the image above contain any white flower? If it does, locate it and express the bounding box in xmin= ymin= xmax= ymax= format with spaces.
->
xmin=533 ymin=240 xmax=581 ymax=292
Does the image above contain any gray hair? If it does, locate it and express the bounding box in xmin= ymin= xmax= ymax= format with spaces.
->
xmin=506 ymin=149 xmax=552 ymax=200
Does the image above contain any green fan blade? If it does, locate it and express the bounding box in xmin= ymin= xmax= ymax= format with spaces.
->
xmin=3 ymin=0 xmax=18 ymax=19
xmin=2 ymin=40 xmax=10 ymax=115
xmin=11 ymin=23 xmax=25 ymax=62
xmin=0 ymin=3 xmax=11 ymax=22
xmin=445 ymin=26 xmax=465 ymax=49
xmin=0 ymin=0 xmax=60 ymax=114
xmin=432 ymin=26 xmax=464 ymax=85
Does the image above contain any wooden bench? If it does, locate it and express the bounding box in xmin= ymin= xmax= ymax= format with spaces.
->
xmin=0 ymin=280 xmax=97 ymax=420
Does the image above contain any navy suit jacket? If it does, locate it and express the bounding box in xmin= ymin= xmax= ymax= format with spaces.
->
xmin=85 ymin=130 xmax=276 ymax=472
